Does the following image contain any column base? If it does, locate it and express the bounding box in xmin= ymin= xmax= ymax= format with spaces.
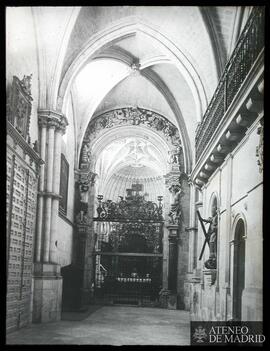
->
xmin=81 ymin=288 xmax=93 ymax=306
xmin=32 ymin=263 xmax=62 ymax=323
xmin=159 ymin=289 xmax=177 ymax=309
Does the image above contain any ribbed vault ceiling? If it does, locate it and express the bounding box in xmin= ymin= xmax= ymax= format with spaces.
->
xmin=63 ymin=6 xmax=238 ymax=168
xmin=25 ymin=6 xmax=243 ymax=173
xmin=95 ymin=136 xmax=166 ymax=202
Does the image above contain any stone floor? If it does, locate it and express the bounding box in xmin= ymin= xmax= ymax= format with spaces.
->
xmin=6 ymin=306 xmax=190 ymax=345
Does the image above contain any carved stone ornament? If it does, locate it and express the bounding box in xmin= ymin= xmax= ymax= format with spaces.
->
xmin=33 ymin=140 xmax=40 ymax=154
xmin=131 ymin=61 xmax=141 ymax=76
xmin=78 ymin=171 xmax=97 ymax=188
xmin=78 ymin=170 xmax=97 ymax=203
xmin=168 ymin=143 xmax=182 ymax=166
xmin=256 ymin=119 xmax=263 ymax=173
xmin=7 ymin=75 xmax=33 ymax=140
xmin=187 ymin=175 xmax=193 ymax=186
xmin=38 ymin=112 xmax=68 ymax=134
xmin=21 ymin=74 xmax=32 ymax=95
xmin=168 ymin=184 xmax=183 ymax=225
xmin=80 ymin=142 xmax=91 ymax=168
xmin=84 ymin=107 xmax=181 ymax=152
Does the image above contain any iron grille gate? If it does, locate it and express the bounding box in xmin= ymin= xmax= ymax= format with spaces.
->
xmin=94 ymin=252 xmax=163 ymax=305
xmin=93 ymin=185 xmax=164 ymax=306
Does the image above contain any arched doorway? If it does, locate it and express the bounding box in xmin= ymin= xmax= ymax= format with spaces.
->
xmin=72 ymin=107 xmax=187 ymax=308
xmin=232 ymin=219 xmax=246 ymax=320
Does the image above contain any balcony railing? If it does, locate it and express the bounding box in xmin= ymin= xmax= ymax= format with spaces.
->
xmin=195 ymin=6 xmax=265 ymax=161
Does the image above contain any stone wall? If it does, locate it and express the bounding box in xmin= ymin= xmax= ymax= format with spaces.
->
xmin=189 ymin=119 xmax=263 ymax=321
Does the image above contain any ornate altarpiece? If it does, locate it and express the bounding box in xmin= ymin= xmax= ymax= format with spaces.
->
xmin=6 ymin=75 xmax=43 ymax=332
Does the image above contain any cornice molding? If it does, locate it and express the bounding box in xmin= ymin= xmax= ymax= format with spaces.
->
xmin=38 ymin=109 xmax=69 ymax=133
xmin=7 ymin=121 xmax=44 ymax=166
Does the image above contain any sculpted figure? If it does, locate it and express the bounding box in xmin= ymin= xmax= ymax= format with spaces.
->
xmin=81 ymin=143 xmax=91 ymax=165
xmin=21 ymin=74 xmax=32 ymax=95
xmin=201 ymin=206 xmax=218 ymax=269
xmin=168 ymin=184 xmax=182 ymax=225
xmin=169 ymin=144 xmax=182 ymax=165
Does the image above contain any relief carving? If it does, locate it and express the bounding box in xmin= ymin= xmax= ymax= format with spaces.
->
xmin=84 ymin=107 xmax=181 ymax=153
xmin=78 ymin=171 xmax=97 ymax=203
xmin=7 ymin=75 xmax=33 ymax=140
xmin=256 ymin=119 xmax=263 ymax=173
xmin=81 ymin=142 xmax=91 ymax=168
xmin=168 ymin=144 xmax=182 ymax=171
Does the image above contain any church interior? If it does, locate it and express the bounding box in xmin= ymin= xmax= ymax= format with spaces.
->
xmin=6 ymin=6 xmax=264 ymax=345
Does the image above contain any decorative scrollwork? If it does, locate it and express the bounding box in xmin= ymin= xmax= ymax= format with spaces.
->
xmin=7 ymin=75 xmax=33 ymax=140
xmin=95 ymin=186 xmax=163 ymax=222
xmin=100 ymin=222 xmax=162 ymax=254
xmin=168 ymin=143 xmax=182 ymax=167
xmin=256 ymin=119 xmax=263 ymax=173
xmin=81 ymin=107 xmax=181 ymax=170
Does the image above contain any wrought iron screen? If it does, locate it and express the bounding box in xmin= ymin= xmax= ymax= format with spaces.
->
xmin=93 ymin=185 xmax=164 ymax=305
xmin=95 ymin=185 xmax=163 ymax=222
xmin=195 ymin=6 xmax=264 ymax=161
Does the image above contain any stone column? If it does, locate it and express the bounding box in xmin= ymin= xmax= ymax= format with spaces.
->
xmin=33 ymin=110 xmax=68 ymax=323
xmin=162 ymin=226 xmax=169 ymax=289
xmin=76 ymin=169 xmax=97 ymax=307
xmin=83 ymin=180 xmax=97 ymax=303
xmin=43 ymin=123 xmax=55 ymax=262
xmin=187 ymin=183 xmax=196 ymax=273
xmin=168 ymin=226 xmax=178 ymax=292
xmin=50 ymin=120 xmax=68 ymax=263
xmin=162 ymin=170 xmax=181 ymax=309
xmin=35 ymin=119 xmax=47 ymax=262
xmin=76 ymin=216 xmax=91 ymax=309
xmin=161 ymin=177 xmax=170 ymax=290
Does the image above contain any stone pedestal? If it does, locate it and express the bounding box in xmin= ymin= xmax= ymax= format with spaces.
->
xmin=203 ymin=269 xmax=217 ymax=287
xmin=32 ymin=263 xmax=62 ymax=323
xmin=159 ymin=289 xmax=177 ymax=309
xmin=167 ymin=225 xmax=178 ymax=292
xmin=168 ymin=292 xmax=177 ymax=309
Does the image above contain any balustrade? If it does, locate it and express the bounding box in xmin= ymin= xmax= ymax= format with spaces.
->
xmin=196 ymin=7 xmax=264 ymax=161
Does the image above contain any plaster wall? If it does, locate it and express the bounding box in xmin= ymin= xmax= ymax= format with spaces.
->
xmin=55 ymin=95 xmax=76 ymax=269
xmin=190 ymin=120 xmax=263 ymax=321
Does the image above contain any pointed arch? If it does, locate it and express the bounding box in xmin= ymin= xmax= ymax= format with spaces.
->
xmin=57 ymin=17 xmax=208 ymax=122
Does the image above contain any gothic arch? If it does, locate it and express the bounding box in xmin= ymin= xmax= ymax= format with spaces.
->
xmin=207 ymin=192 xmax=219 ymax=216
xmin=57 ymin=17 xmax=209 ymax=122
xmin=74 ymin=58 xmax=192 ymax=173
xmin=231 ymin=213 xmax=248 ymax=242
xmin=79 ymin=107 xmax=184 ymax=172
xmin=230 ymin=214 xmax=247 ymax=320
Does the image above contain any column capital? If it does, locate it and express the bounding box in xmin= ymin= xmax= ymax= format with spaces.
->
xmin=38 ymin=109 xmax=68 ymax=134
xmin=167 ymin=224 xmax=179 ymax=240
xmin=164 ymin=170 xmax=181 ymax=189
